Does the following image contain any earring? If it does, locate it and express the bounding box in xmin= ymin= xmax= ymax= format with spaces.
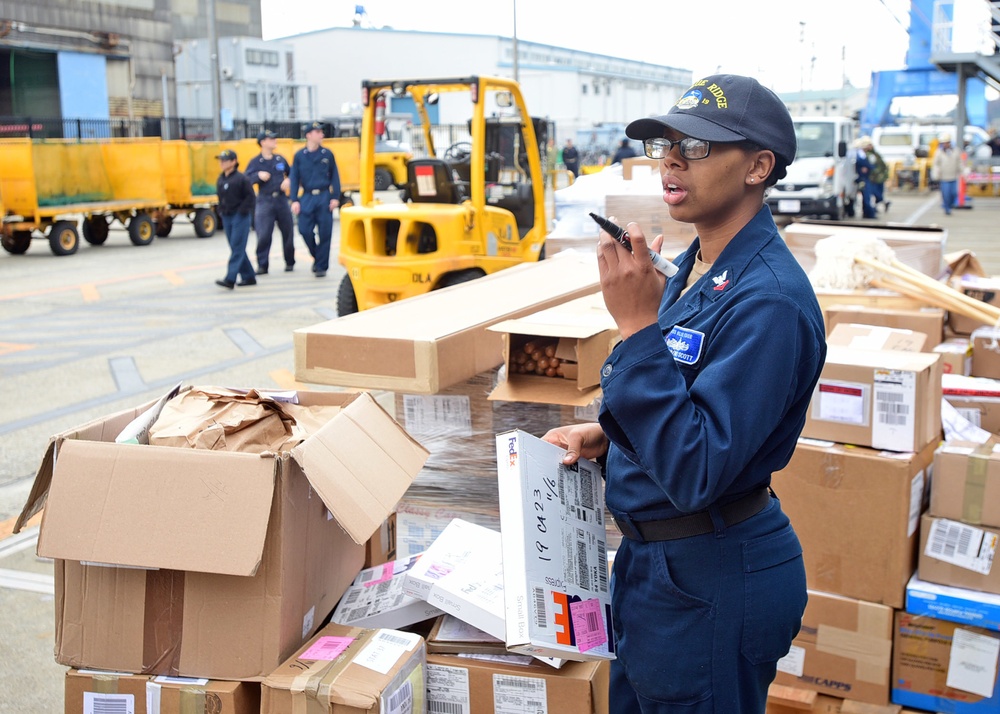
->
xmin=749 ymin=178 xmax=755 ymax=183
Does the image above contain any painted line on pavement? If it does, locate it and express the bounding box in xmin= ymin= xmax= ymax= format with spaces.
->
xmin=225 ymin=328 xmax=264 ymax=355
xmin=0 ymin=527 xmax=39 ymax=559
xmin=0 ymin=568 xmax=54 ymax=595
xmin=110 ymin=356 xmax=147 ymax=393
xmin=0 ymin=342 xmax=34 ymax=357
xmin=81 ymin=283 xmax=101 ymax=302
xmin=269 ymin=368 xmax=308 ymax=391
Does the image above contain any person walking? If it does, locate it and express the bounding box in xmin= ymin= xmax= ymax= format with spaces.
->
xmin=245 ymin=130 xmax=295 ymax=274
xmin=288 ymin=121 xmax=341 ymax=278
xmin=213 ymin=149 xmax=257 ymax=289
xmin=562 ymin=138 xmax=580 ymax=179
xmin=543 ymin=74 xmax=825 ymax=713
xmin=853 ymin=137 xmax=876 ymax=218
xmin=931 ymin=132 xmax=962 ymax=215
xmin=860 ymin=136 xmax=890 ymax=214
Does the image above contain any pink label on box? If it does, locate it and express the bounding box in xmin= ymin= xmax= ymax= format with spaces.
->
xmin=570 ymin=598 xmax=607 ymax=653
xmin=363 ymin=562 xmax=394 ymax=587
xmin=300 ymin=636 xmax=354 ymax=661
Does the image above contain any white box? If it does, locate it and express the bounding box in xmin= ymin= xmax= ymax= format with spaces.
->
xmin=329 ymin=554 xmax=444 ymax=630
xmin=495 ymin=429 xmax=614 ymax=661
xmin=402 ymin=518 xmax=497 ymax=602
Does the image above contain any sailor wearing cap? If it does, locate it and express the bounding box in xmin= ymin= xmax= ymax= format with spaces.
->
xmin=288 ymin=121 xmax=341 ymax=278
xmin=245 ymin=130 xmax=295 ymax=274
xmin=213 ymin=149 xmax=257 ymax=289
xmin=542 ymin=75 xmax=826 ymax=713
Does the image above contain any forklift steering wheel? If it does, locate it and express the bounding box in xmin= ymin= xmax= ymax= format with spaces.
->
xmin=443 ymin=142 xmax=473 ymax=161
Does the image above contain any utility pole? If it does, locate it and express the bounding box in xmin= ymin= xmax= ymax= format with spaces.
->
xmin=512 ymin=0 xmax=519 ymax=83
xmin=207 ymin=0 xmax=222 ymax=140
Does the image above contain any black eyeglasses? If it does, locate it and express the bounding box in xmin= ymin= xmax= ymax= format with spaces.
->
xmin=643 ymin=137 xmax=711 ymax=160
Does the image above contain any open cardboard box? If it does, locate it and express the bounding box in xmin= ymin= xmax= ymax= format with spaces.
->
xmin=293 ymin=252 xmax=601 ymax=394
xmin=487 ymin=292 xmax=618 ymax=407
xmin=15 ymin=389 xmax=429 ymax=680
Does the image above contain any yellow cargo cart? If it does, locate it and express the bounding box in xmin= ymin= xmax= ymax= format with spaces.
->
xmin=0 ymin=138 xmax=168 ymax=256
xmin=155 ymin=139 xmax=225 ymax=238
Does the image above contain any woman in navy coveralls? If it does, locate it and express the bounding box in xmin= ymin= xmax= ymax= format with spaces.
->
xmin=544 ymin=74 xmax=827 ymax=713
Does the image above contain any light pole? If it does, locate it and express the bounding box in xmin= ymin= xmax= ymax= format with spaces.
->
xmin=207 ymin=0 xmax=222 ymax=140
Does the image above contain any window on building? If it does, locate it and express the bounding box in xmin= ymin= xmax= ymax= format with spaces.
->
xmin=246 ymin=49 xmax=279 ymax=66
xmin=582 ymin=84 xmax=588 ymax=94
xmin=815 ymin=104 xmax=823 ymax=111
xmin=248 ymin=92 xmax=258 ymax=109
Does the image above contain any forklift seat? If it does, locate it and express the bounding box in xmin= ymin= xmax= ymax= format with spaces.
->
xmin=405 ymin=159 xmax=467 ymax=204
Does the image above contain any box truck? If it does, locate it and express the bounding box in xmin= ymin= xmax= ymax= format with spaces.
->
xmin=765 ymin=116 xmax=856 ymax=221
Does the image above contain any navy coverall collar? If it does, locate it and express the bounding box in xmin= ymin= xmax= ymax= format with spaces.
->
xmin=661 ymin=204 xmax=779 ymax=320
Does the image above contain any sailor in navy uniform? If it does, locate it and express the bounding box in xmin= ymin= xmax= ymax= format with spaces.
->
xmin=288 ymin=121 xmax=341 ymax=278
xmin=245 ymin=130 xmax=295 ymax=274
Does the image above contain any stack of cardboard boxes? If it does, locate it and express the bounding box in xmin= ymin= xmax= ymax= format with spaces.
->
xmin=16 ymin=389 xmax=432 ymax=713
xmin=771 ymin=287 xmax=1000 ymax=714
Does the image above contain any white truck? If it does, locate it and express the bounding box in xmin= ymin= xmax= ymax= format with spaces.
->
xmin=765 ymin=116 xmax=856 ymax=221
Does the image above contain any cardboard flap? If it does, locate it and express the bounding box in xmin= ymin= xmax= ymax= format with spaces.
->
xmin=827 ymin=323 xmax=928 ymax=352
xmin=489 ymin=377 xmax=602 ymax=407
xmin=15 ymin=398 xmax=161 ymax=534
xmin=37 ymin=440 xmax=276 ymax=576
xmin=292 ymin=392 xmax=429 ymax=545
xmin=13 ymin=439 xmax=55 ymax=534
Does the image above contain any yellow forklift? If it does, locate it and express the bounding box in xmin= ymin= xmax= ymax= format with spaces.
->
xmin=336 ymin=76 xmax=548 ymax=315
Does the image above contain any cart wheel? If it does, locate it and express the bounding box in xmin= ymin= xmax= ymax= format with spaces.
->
xmin=155 ymin=215 xmax=173 ymax=237
xmin=336 ymin=274 xmax=359 ymax=317
xmin=49 ymin=221 xmax=80 ymax=256
xmin=193 ymin=208 xmax=217 ymax=238
xmin=339 ymin=192 xmax=354 ymax=209
xmin=128 ymin=213 xmax=155 ymax=246
xmin=374 ymin=167 xmax=393 ymax=191
xmin=82 ymin=216 xmax=110 ymax=245
xmin=2 ymin=230 xmax=32 ymax=254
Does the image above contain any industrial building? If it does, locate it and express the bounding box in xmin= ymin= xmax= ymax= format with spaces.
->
xmin=0 ymin=0 xmax=260 ymax=131
xmin=276 ymin=26 xmax=692 ymax=140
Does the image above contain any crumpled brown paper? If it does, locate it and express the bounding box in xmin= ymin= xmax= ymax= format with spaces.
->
xmin=148 ymin=386 xmax=341 ymax=453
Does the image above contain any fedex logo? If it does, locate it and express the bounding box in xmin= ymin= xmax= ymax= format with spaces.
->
xmin=506 ymin=436 xmax=518 ymax=467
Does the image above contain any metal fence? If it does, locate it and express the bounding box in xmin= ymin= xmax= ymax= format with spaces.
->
xmin=0 ymin=116 xmax=503 ymax=157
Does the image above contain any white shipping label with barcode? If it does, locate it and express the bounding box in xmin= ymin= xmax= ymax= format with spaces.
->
xmin=946 ymin=628 xmax=1000 ymax=698
xmin=84 ymin=692 xmax=135 ymax=714
xmin=776 ymin=644 xmax=805 ymax=677
xmin=427 ymin=664 xmax=471 ymax=714
xmin=924 ymin=518 xmax=997 ymax=574
xmin=402 ymin=394 xmax=472 ymax=437
xmin=493 ymin=673 xmax=547 ymax=714
xmin=381 ymin=678 xmax=414 ymax=714
xmin=354 ymin=629 xmax=421 ymax=674
xmin=908 ymin=471 xmax=925 ymax=538
xmin=814 ymin=380 xmax=868 ymax=425
xmin=872 ymin=369 xmax=916 ymax=451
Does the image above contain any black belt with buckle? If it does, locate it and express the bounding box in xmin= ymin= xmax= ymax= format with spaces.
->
xmin=309 ymin=188 xmax=329 ymax=195
xmin=267 ymin=191 xmax=281 ymax=198
xmin=624 ymin=487 xmax=771 ymax=542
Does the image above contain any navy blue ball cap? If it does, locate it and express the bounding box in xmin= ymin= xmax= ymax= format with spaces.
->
xmin=626 ymin=74 xmax=797 ymax=167
xmin=215 ymin=149 xmax=238 ymax=161
xmin=256 ymin=129 xmax=278 ymax=144
xmin=305 ymin=120 xmax=325 ymax=133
